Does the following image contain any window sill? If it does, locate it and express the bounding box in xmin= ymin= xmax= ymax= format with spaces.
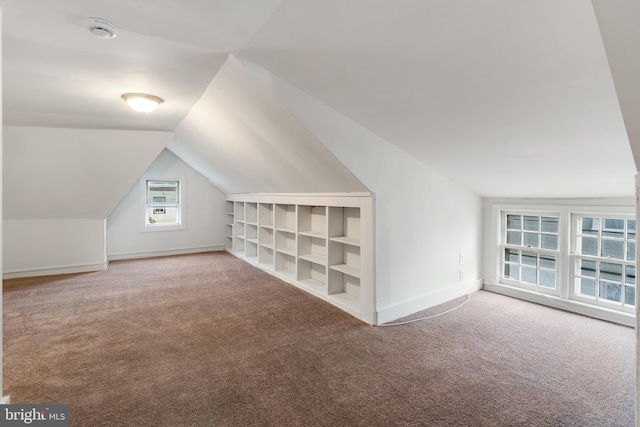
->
xmin=140 ymin=223 xmax=186 ymax=233
xmin=484 ymin=282 xmax=635 ymax=328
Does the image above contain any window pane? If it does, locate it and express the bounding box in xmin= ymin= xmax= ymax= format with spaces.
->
xmin=504 ymin=264 xmax=519 ymax=280
xmin=539 ymin=270 xmax=555 ymax=288
xmin=541 ymin=217 xmax=559 ymax=233
xmin=580 ymin=259 xmax=596 ymax=277
xmin=626 ymin=265 xmax=636 ymax=285
xmin=521 ymin=251 xmax=537 ymax=266
xmin=539 ymin=254 xmax=556 ymax=269
xmin=602 ymin=219 xmax=625 ymax=238
xmin=523 ymin=232 xmax=539 ymax=248
xmin=600 ymin=262 xmax=622 ymax=283
xmin=505 ymin=249 xmax=518 ymax=263
xmin=507 ymin=215 xmax=522 ymax=230
xmin=147 ymin=206 xmax=179 ymax=224
xmin=599 ymin=282 xmax=622 ymax=303
xmin=581 ymin=218 xmax=599 ymax=236
xmin=541 ymin=234 xmax=558 ymax=250
xmin=601 ymin=239 xmax=624 ymax=260
xmin=628 ymin=242 xmax=636 ymax=262
xmin=628 ymin=220 xmax=636 ymax=240
xmin=581 ymin=237 xmax=598 ymax=256
xmin=147 ymin=180 xmax=178 ymax=203
xmin=507 ymin=231 xmax=521 ymax=245
xmin=625 ymin=286 xmax=635 ymax=306
xmin=579 ymin=278 xmax=596 ymax=297
xmin=523 ymin=216 xmax=539 ymax=231
xmin=521 ymin=267 xmax=536 ymax=284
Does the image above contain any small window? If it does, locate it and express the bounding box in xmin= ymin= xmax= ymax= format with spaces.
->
xmin=143 ymin=179 xmax=184 ymax=230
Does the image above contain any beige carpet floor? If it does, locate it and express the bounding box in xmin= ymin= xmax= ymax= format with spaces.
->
xmin=3 ymin=251 xmax=635 ymax=426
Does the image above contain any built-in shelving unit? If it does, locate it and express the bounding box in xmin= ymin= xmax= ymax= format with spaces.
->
xmin=225 ymin=201 xmax=234 ymax=250
xmin=227 ymin=193 xmax=374 ymax=323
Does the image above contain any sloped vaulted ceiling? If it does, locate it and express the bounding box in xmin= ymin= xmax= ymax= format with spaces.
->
xmin=170 ymin=55 xmax=367 ymax=194
xmin=0 ymin=0 xmax=637 ymax=198
xmin=4 ymin=127 xmax=173 ymax=219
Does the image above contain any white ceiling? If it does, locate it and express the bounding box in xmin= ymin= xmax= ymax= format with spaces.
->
xmin=0 ymin=0 xmax=636 ymax=198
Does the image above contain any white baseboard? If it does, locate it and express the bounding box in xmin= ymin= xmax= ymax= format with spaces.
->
xmin=108 ymin=245 xmax=225 ymax=261
xmin=3 ymin=261 xmax=109 ymax=279
xmin=0 ymin=396 xmax=9 ymax=404
xmin=376 ymin=278 xmax=483 ymax=325
xmin=484 ymin=282 xmax=635 ymax=327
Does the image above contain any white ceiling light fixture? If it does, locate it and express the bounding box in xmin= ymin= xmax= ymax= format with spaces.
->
xmin=121 ymin=93 xmax=164 ymax=113
xmin=85 ymin=17 xmax=117 ymax=39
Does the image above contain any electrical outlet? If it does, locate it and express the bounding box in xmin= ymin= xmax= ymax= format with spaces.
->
xmin=459 ymin=253 xmax=464 ymax=264
xmin=459 ymin=269 xmax=464 ymax=280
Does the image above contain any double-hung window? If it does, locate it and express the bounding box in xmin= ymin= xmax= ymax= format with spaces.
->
xmin=146 ymin=180 xmax=180 ymax=226
xmin=572 ymin=215 xmax=635 ymax=311
xmin=502 ymin=213 xmax=560 ymax=292
xmin=493 ymin=204 xmax=636 ymax=324
xmin=140 ymin=177 xmax=185 ymax=232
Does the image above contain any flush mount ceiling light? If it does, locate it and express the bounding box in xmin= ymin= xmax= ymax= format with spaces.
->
xmin=85 ymin=17 xmax=117 ymax=39
xmin=121 ymin=93 xmax=164 ymax=113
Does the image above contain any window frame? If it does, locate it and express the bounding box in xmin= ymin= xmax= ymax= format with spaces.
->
xmin=499 ymin=210 xmax=564 ymax=296
xmin=569 ymin=213 xmax=636 ymax=314
xmin=488 ymin=203 xmax=636 ymax=326
xmin=139 ymin=175 xmax=186 ymax=232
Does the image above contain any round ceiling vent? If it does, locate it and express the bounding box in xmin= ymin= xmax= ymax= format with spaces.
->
xmin=86 ymin=17 xmax=117 ymax=39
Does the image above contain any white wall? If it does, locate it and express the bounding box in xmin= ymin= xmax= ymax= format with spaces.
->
xmin=3 ymin=127 xmax=172 ymax=219
xmin=239 ymin=57 xmax=484 ymax=323
xmin=3 ymin=218 xmax=106 ymax=278
xmin=107 ymin=149 xmax=226 ymax=259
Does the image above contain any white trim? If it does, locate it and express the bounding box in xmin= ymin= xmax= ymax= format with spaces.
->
xmin=376 ymin=278 xmax=483 ymax=325
xmin=0 ymin=396 xmax=10 ymax=405
xmin=485 ymin=282 xmax=635 ymax=327
xmin=3 ymin=261 xmax=109 ymax=279
xmin=108 ymin=245 xmax=225 ymax=261
xmin=226 ymin=192 xmax=372 ymax=199
xmin=226 ymin=193 xmax=370 ymax=206
xmin=3 ymin=246 xmax=228 ymax=278
xmin=140 ymin=174 xmax=186 ymax=232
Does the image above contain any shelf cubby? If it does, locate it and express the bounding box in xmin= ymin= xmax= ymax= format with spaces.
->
xmin=225 ymin=222 xmax=233 ymax=250
xmin=259 ymin=245 xmax=274 ymax=266
xmin=246 ymin=240 xmax=258 ymax=259
xmin=275 ymin=251 xmax=296 ymax=280
xmin=275 ymin=230 xmax=296 ymax=257
xmin=259 ymin=203 xmax=274 ymax=227
xmin=329 ymin=207 xmax=360 ymax=245
xmin=299 ymin=205 xmax=327 ymax=237
xmin=233 ymin=235 xmax=245 ymax=253
xmin=245 ymin=202 xmax=258 ymax=225
xmin=298 ymin=259 xmax=327 ymax=291
xmin=275 ymin=204 xmax=296 ymax=232
xmin=329 ymin=241 xmax=360 ymax=277
xmin=298 ymin=235 xmax=327 ymax=266
xmin=226 ymin=200 xmax=235 ymax=216
xmin=234 ymin=201 xmax=245 ymax=221
xmin=259 ymin=226 xmax=274 ymax=249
